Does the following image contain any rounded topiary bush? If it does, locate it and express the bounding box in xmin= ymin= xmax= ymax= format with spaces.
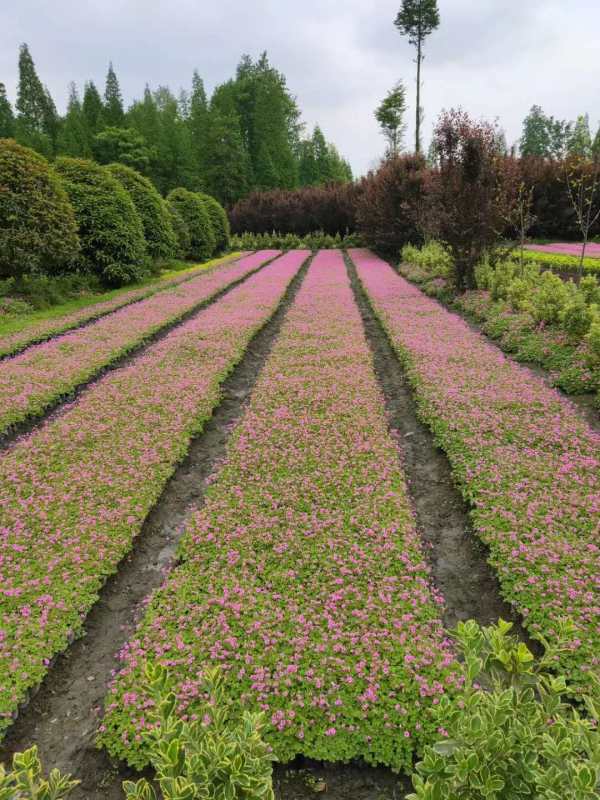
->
xmin=198 ymin=193 xmax=230 ymax=253
xmin=105 ymin=163 xmax=178 ymax=261
xmin=0 ymin=138 xmax=80 ymax=278
xmin=167 ymin=188 xmax=215 ymax=261
xmin=167 ymin=204 xmax=191 ymax=260
xmin=54 ymin=156 xmax=147 ymax=286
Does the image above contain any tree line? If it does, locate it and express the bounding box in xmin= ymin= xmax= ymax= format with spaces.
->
xmin=0 ymin=45 xmax=352 ymax=205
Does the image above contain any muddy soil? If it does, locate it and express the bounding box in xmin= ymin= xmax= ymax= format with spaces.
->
xmin=0 ymin=253 xmax=274 ymax=451
xmin=0 ymin=256 xmax=311 ymax=799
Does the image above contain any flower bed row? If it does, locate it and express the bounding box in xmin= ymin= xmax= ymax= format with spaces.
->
xmin=0 ymin=250 xmax=307 ymax=738
xmin=351 ymin=248 xmax=600 ymax=693
xmin=0 ymin=253 xmax=246 ymax=360
xmin=99 ymin=250 xmax=459 ymax=772
xmin=0 ymin=251 xmax=279 ymax=436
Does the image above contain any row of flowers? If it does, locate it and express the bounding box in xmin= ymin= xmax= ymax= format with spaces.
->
xmin=0 ymin=253 xmax=245 ymax=359
xmin=0 ymin=250 xmax=307 ymax=737
xmin=98 ymin=250 xmax=460 ymax=772
xmin=351 ymin=248 xmax=600 ymax=694
xmin=0 ymin=252 xmax=278 ymax=436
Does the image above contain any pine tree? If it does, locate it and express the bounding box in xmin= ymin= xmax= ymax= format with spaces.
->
xmin=15 ymin=43 xmax=54 ymax=155
xmin=82 ymin=81 xmax=105 ymax=145
xmin=188 ymin=70 xmax=209 ymax=182
xmin=57 ymin=82 xmax=89 ymax=156
xmin=395 ymin=0 xmax=440 ymax=154
xmin=104 ymin=62 xmax=124 ymax=127
xmin=298 ymin=139 xmax=318 ymax=186
xmin=0 ymin=83 xmax=15 ymax=138
xmin=203 ymin=86 xmax=251 ymax=205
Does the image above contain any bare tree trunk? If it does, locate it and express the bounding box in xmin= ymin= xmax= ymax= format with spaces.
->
xmin=416 ymin=39 xmax=422 ymax=154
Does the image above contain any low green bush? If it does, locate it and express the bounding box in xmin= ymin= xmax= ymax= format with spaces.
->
xmin=167 ymin=204 xmax=191 ymax=260
xmin=0 ymin=745 xmax=79 ymax=798
xmin=401 ymin=241 xmax=452 ymax=277
xmin=230 ymin=230 xmax=362 ymax=251
xmin=516 ymin=248 xmax=600 ymax=276
xmin=0 ymin=138 xmax=80 ymax=279
xmin=167 ymin=188 xmax=215 ymax=261
xmin=0 ymin=271 xmax=102 ymax=310
xmin=530 ymin=271 xmax=572 ymax=325
xmin=409 ymin=619 xmax=600 ymax=800
xmin=123 ymin=664 xmax=275 ymax=800
xmin=54 ymin=157 xmax=148 ymax=287
xmin=105 ymin=163 xmax=177 ymax=261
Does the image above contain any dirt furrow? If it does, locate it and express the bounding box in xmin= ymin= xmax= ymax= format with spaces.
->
xmin=345 ymin=254 xmax=526 ymax=633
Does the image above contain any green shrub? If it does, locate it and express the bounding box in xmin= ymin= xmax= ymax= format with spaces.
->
xmin=506 ymin=277 xmax=533 ymax=312
xmin=167 ymin=188 xmax=214 ymax=261
xmin=198 ymin=193 xmax=230 ymax=253
xmin=587 ymin=319 xmax=600 ymax=364
xmin=0 ymin=138 xmax=80 ymax=278
xmin=530 ymin=271 xmax=571 ymax=324
xmin=122 ymin=664 xmax=275 ymax=800
xmin=580 ymin=275 xmax=600 ymax=305
xmin=561 ymin=295 xmax=595 ymax=338
xmin=167 ymin=204 xmax=191 ymax=260
xmin=229 ymin=230 xmax=362 ymax=251
xmin=105 ymin=163 xmax=177 ymax=261
xmin=401 ymin=241 xmax=452 ymax=277
xmin=1 ymin=271 xmax=102 ymax=310
xmin=0 ymin=745 xmax=79 ymax=798
xmin=54 ymin=157 xmax=147 ymax=287
xmin=409 ymin=619 xmax=600 ymax=800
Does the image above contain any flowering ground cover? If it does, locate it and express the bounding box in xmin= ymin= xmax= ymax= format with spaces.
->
xmin=525 ymin=242 xmax=600 ymax=258
xmin=0 ymin=251 xmax=279 ymax=436
xmin=351 ymin=248 xmax=600 ymax=693
xmin=0 ymin=253 xmax=246 ymax=359
xmin=0 ymin=250 xmax=307 ymax=738
xmin=99 ymin=250 xmax=459 ymax=772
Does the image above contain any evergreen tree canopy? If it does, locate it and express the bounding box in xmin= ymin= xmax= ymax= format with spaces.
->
xmin=4 ymin=44 xmax=352 ymax=202
xmin=15 ymin=43 xmax=56 ymax=155
xmin=104 ymin=62 xmax=124 ymax=126
xmin=57 ymin=83 xmax=89 ymax=157
xmin=82 ymin=81 xmax=105 ymax=141
xmin=0 ymin=83 xmax=15 ymax=138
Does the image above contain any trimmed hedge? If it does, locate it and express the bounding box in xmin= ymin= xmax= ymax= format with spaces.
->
xmin=199 ymin=193 xmax=230 ymax=252
xmin=105 ymin=163 xmax=178 ymax=261
xmin=0 ymin=138 xmax=80 ymax=278
xmin=167 ymin=188 xmax=215 ymax=261
xmin=167 ymin=204 xmax=191 ymax=260
xmin=54 ymin=157 xmax=147 ymax=287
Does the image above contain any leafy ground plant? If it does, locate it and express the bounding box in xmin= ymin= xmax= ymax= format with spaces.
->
xmin=409 ymin=619 xmax=600 ymax=800
xmin=123 ymin=665 xmax=275 ymax=800
xmin=0 ymin=746 xmax=79 ymax=799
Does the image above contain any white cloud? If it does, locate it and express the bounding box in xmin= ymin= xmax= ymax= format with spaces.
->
xmin=2 ymin=0 xmax=600 ymax=175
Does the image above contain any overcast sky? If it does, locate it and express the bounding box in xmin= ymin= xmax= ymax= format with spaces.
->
xmin=2 ymin=0 xmax=600 ymax=176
